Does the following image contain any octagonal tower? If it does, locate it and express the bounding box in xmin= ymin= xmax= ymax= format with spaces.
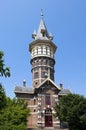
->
xmin=29 ymin=12 xmax=57 ymax=88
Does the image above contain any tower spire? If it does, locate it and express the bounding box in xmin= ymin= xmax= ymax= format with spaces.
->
xmin=32 ymin=10 xmax=53 ymax=40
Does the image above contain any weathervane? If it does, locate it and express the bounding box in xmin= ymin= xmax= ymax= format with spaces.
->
xmin=41 ymin=9 xmax=44 ymax=19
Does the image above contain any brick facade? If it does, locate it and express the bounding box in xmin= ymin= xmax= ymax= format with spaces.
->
xmin=14 ymin=12 xmax=71 ymax=129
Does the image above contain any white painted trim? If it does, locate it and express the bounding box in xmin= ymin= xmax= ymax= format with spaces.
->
xmin=53 ymin=121 xmax=60 ymax=123
xmin=37 ymin=121 xmax=44 ymax=123
xmin=27 ymin=105 xmax=38 ymax=107
xmin=30 ymin=112 xmax=38 ymax=114
xmin=52 ymin=95 xmax=58 ymax=97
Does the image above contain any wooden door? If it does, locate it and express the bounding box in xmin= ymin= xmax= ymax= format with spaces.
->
xmin=45 ymin=115 xmax=52 ymax=127
xmin=45 ymin=108 xmax=53 ymax=127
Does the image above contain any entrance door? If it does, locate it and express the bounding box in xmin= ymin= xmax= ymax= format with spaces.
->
xmin=45 ymin=108 xmax=52 ymax=127
xmin=45 ymin=115 xmax=52 ymax=127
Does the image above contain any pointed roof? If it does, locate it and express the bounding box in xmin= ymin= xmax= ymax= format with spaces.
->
xmin=32 ymin=10 xmax=53 ymax=41
xmin=35 ymin=77 xmax=61 ymax=90
xmin=35 ymin=18 xmax=49 ymax=40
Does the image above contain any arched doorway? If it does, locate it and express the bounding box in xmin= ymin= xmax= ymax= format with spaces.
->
xmin=45 ymin=108 xmax=53 ymax=127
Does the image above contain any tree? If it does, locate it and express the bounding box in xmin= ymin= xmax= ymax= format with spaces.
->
xmin=0 ymin=84 xmax=6 ymax=109
xmin=0 ymin=51 xmax=30 ymax=129
xmin=0 ymin=51 xmax=10 ymax=109
xmin=0 ymin=97 xmax=30 ymax=130
xmin=0 ymin=51 xmax=10 ymax=77
xmin=54 ymin=94 xmax=86 ymax=130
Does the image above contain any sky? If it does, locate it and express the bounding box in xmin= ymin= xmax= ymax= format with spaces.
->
xmin=0 ymin=0 xmax=86 ymax=98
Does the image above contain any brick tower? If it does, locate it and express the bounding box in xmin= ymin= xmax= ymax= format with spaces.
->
xmin=29 ymin=11 xmax=57 ymax=88
xmin=14 ymin=11 xmax=71 ymax=129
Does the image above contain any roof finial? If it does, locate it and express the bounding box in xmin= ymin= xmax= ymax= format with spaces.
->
xmin=41 ymin=9 xmax=44 ymax=19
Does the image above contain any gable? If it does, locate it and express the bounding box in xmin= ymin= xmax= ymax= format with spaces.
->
xmin=35 ymin=78 xmax=61 ymax=94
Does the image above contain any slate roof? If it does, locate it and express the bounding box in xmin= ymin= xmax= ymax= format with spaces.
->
xmin=32 ymin=13 xmax=53 ymax=41
xmin=35 ymin=18 xmax=50 ymax=40
xmin=58 ymin=88 xmax=71 ymax=95
xmin=14 ymin=86 xmax=34 ymax=94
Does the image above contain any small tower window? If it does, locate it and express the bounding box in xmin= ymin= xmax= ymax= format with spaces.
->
xmin=41 ymin=71 xmax=46 ymax=78
xmin=34 ymin=72 xmax=39 ymax=79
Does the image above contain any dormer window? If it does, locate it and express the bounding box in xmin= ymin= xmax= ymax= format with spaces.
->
xmin=41 ymin=29 xmax=46 ymax=37
xmin=42 ymin=32 xmax=45 ymax=37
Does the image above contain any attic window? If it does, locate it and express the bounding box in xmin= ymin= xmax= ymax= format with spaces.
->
xmin=42 ymin=32 xmax=45 ymax=37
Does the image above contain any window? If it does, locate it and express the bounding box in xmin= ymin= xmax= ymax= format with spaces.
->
xmin=45 ymin=95 xmax=51 ymax=105
xmin=34 ymin=72 xmax=39 ymax=79
xmin=50 ymin=69 xmax=54 ymax=81
xmin=34 ymin=49 xmax=37 ymax=55
xmin=43 ymin=46 xmax=46 ymax=54
xmin=42 ymin=32 xmax=45 ymax=37
xmin=41 ymin=71 xmax=45 ymax=78
xmin=34 ymin=98 xmax=36 ymax=105
xmin=38 ymin=47 xmax=41 ymax=54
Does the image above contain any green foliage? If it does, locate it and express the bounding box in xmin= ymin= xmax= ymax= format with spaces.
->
xmin=0 ymin=51 xmax=30 ymax=129
xmin=0 ymin=84 xmax=6 ymax=109
xmin=54 ymin=94 xmax=86 ymax=130
xmin=0 ymin=51 xmax=10 ymax=77
xmin=0 ymin=96 xmax=30 ymax=130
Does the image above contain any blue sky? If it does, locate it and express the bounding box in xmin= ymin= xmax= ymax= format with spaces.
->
xmin=0 ymin=0 xmax=86 ymax=98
